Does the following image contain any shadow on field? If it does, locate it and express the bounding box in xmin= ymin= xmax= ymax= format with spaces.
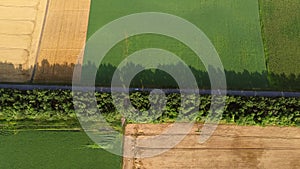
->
xmin=0 ymin=59 xmax=299 ymax=91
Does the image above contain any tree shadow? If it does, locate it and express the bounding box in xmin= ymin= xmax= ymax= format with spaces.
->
xmin=0 ymin=59 xmax=299 ymax=91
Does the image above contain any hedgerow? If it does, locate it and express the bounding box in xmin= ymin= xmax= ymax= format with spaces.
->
xmin=0 ymin=89 xmax=299 ymax=128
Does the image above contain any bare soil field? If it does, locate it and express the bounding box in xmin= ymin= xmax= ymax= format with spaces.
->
xmin=123 ymin=124 xmax=300 ymax=169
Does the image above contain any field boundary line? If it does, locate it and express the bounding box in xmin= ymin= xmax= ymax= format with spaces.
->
xmin=0 ymin=84 xmax=299 ymax=97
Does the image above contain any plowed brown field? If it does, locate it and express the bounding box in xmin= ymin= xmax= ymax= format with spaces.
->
xmin=123 ymin=124 xmax=300 ymax=169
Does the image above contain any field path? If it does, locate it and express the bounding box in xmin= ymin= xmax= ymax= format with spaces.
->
xmin=123 ymin=124 xmax=300 ymax=169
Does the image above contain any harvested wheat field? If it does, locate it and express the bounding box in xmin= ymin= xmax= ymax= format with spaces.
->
xmin=0 ymin=0 xmax=48 ymax=82
xmin=0 ymin=0 xmax=90 ymax=83
xmin=123 ymin=124 xmax=300 ymax=169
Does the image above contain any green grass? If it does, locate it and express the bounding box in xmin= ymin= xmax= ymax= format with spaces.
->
xmin=259 ymin=0 xmax=300 ymax=76
xmin=87 ymin=0 xmax=268 ymax=89
xmin=0 ymin=131 xmax=122 ymax=169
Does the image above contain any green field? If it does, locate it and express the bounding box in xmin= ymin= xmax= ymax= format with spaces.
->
xmin=0 ymin=131 xmax=121 ymax=169
xmin=259 ymin=0 xmax=300 ymax=75
xmin=1 ymin=1 xmax=300 ymax=169
xmin=259 ymin=0 xmax=300 ymax=89
xmin=86 ymin=0 xmax=268 ymax=89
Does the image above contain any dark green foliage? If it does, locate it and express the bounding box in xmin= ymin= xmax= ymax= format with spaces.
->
xmin=0 ymin=89 xmax=299 ymax=127
xmin=222 ymin=96 xmax=299 ymax=126
xmin=0 ymin=89 xmax=75 ymax=122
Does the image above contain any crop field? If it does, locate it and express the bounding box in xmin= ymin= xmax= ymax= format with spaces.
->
xmin=1 ymin=1 xmax=300 ymax=169
xmin=259 ymin=0 xmax=300 ymax=75
xmin=1 ymin=0 xmax=299 ymax=90
xmin=0 ymin=130 xmax=121 ymax=169
xmin=87 ymin=0 xmax=268 ymax=89
xmin=259 ymin=0 xmax=300 ymax=90
xmin=1 ymin=88 xmax=299 ymax=169
xmin=123 ymin=124 xmax=300 ymax=169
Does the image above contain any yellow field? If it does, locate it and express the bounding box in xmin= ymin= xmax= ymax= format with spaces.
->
xmin=0 ymin=0 xmax=91 ymax=83
xmin=0 ymin=0 xmax=48 ymax=82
